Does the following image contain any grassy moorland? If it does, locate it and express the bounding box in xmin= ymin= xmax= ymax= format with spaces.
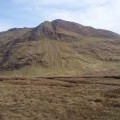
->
xmin=0 ymin=76 xmax=120 ymax=120
xmin=0 ymin=19 xmax=120 ymax=120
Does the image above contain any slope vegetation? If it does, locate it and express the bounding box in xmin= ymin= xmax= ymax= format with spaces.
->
xmin=0 ymin=19 xmax=120 ymax=76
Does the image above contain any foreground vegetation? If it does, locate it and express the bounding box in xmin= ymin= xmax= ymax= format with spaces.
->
xmin=0 ymin=76 xmax=120 ymax=120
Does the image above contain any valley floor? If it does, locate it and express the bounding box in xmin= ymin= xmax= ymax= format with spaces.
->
xmin=0 ymin=76 xmax=120 ymax=120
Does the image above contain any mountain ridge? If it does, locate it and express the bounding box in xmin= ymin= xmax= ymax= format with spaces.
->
xmin=0 ymin=19 xmax=120 ymax=76
xmin=30 ymin=19 xmax=120 ymax=40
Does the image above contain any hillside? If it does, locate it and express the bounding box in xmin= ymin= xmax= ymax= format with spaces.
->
xmin=0 ymin=19 xmax=120 ymax=76
xmin=0 ymin=28 xmax=31 ymax=46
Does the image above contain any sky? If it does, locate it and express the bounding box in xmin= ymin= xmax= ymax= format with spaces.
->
xmin=0 ymin=0 xmax=120 ymax=33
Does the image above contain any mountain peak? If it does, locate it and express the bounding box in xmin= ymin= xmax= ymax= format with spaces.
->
xmin=52 ymin=19 xmax=68 ymax=23
xmin=31 ymin=19 xmax=120 ymax=40
xmin=5 ymin=19 xmax=119 ymax=43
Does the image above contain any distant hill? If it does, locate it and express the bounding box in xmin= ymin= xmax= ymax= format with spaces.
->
xmin=0 ymin=19 xmax=120 ymax=76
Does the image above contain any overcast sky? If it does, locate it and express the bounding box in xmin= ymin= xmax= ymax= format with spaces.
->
xmin=0 ymin=0 xmax=120 ymax=33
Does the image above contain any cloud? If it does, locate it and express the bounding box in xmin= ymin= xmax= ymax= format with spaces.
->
xmin=34 ymin=0 xmax=120 ymax=32
xmin=5 ymin=0 xmax=120 ymax=33
xmin=0 ymin=23 xmax=13 ymax=32
xmin=12 ymin=0 xmax=110 ymax=7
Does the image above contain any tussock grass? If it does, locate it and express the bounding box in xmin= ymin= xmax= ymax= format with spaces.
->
xmin=0 ymin=77 xmax=120 ymax=120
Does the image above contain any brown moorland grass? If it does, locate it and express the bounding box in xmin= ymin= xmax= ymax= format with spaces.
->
xmin=0 ymin=76 xmax=120 ymax=120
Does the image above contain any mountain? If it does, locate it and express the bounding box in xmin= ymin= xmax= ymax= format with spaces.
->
xmin=0 ymin=19 xmax=120 ymax=76
xmin=0 ymin=28 xmax=31 ymax=45
xmin=17 ymin=19 xmax=120 ymax=42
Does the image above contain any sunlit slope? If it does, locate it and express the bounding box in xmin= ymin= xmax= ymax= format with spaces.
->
xmin=0 ymin=37 xmax=120 ymax=76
